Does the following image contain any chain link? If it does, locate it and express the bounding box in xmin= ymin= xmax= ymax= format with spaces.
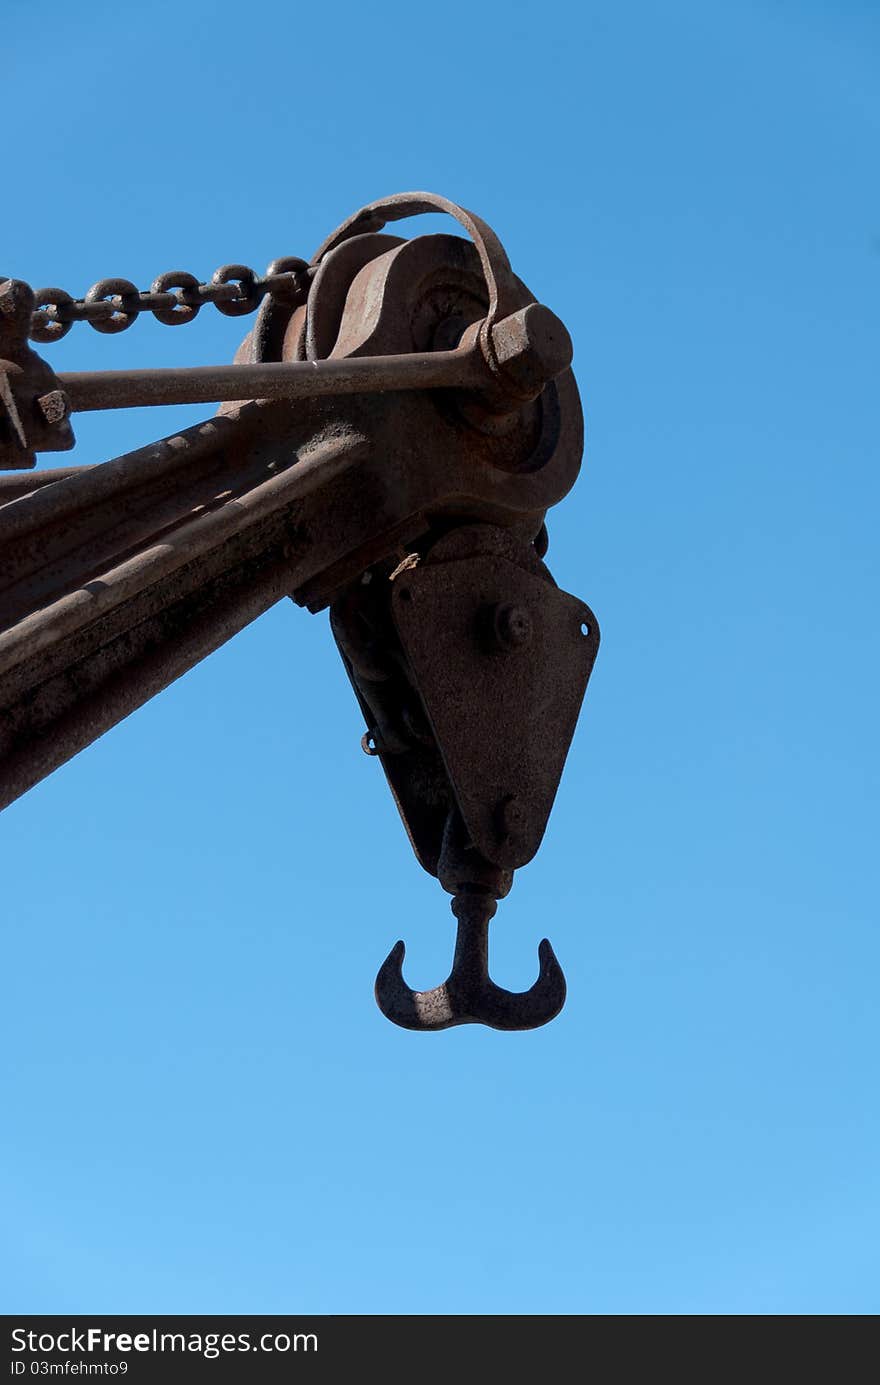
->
xmin=29 ymin=256 xmax=314 ymax=344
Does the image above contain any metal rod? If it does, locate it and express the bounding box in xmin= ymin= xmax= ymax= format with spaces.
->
xmin=58 ymin=344 xmax=490 ymax=413
xmin=0 ymin=466 xmax=96 ymax=502
xmin=0 ymin=416 xmax=247 ymax=548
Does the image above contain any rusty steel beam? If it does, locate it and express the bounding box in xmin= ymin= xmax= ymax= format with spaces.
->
xmin=0 ymin=435 xmax=356 ymax=680
xmin=0 ymin=548 xmax=306 ymax=813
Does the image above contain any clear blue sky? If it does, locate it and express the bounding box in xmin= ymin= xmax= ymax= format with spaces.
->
xmin=3 ymin=0 xmax=878 ymax=1315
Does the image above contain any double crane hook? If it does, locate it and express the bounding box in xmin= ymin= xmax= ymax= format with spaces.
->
xmin=374 ymin=811 xmax=566 ymax=1032
xmin=375 ymin=892 xmax=566 ymax=1031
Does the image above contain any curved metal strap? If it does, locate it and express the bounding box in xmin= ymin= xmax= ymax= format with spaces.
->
xmin=310 ymin=191 xmax=519 ymax=327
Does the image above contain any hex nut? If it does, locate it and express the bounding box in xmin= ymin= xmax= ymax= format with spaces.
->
xmin=36 ymin=389 xmax=71 ymax=426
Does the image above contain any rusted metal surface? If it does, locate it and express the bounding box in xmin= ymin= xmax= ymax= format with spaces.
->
xmin=389 ymin=526 xmax=598 ymax=871
xmin=0 ymin=191 xmax=598 ymax=1033
xmin=0 ymin=279 xmax=74 ymax=469
xmin=0 ymin=466 xmax=94 ymax=502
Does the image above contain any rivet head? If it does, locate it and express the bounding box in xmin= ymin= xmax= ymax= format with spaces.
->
xmin=491 ymin=602 xmax=532 ymax=652
xmin=496 ymin=793 xmax=528 ymax=839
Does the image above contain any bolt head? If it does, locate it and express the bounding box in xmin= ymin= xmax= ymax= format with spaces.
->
xmin=36 ymin=389 xmax=71 ymax=426
xmin=488 ymin=302 xmax=573 ymax=402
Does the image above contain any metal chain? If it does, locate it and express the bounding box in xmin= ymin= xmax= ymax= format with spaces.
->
xmin=28 ymin=257 xmax=315 ymax=344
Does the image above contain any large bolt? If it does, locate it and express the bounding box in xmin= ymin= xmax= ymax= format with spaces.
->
xmin=486 ymin=302 xmax=573 ymax=404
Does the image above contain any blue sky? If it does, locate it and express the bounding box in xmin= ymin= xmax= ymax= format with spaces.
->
xmin=2 ymin=0 xmax=878 ymax=1314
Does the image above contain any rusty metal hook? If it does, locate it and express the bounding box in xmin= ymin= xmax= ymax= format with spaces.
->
xmin=375 ymin=890 xmax=566 ymax=1032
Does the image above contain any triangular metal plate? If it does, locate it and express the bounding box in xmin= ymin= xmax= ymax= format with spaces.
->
xmin=391 ymin=551 xmax=598 ymax=869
